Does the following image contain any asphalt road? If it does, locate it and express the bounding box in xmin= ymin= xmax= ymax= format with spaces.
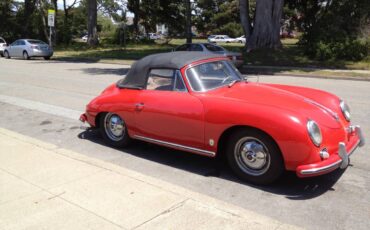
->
xmin=1 ymin=58 xmax=369 ymax=230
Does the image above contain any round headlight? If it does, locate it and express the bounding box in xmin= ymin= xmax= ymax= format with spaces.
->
xmin=307 ymin=120 xmax=322 ymax=147
xmin=340 ymin=100 xmax=351 ymax=121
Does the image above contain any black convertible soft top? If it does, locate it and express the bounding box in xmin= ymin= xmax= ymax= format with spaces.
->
xmin=117 ymin=51 xmax=223 ymax=89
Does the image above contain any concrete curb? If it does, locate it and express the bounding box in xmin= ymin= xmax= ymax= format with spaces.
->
xmin=0 ymin=127 xmax=300 ymax=229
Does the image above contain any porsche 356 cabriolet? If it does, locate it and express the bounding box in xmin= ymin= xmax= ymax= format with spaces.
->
xmin=80 ymin=52 xmax=365 ymax=184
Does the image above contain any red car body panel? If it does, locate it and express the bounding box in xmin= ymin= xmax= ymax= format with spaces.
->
xmin=83 ymin=57 xmax=363 ymax=178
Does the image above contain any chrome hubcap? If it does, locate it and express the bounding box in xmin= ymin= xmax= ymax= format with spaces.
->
xmin=104 ymin=113 xmax=125 ymax=141
xmin=234 ymin=137 xmax=270 ymax=176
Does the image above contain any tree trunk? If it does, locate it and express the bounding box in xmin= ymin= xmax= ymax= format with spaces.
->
xmin=87 ymin=0 xmax=99 ymax=46
xmin=37 ymin=0 xmax=49 ymax=41
xmin=246 ymin=0 xmax=284 ymax=50
xmin=63 ymin=0 xmax=70 ymax=44
xmin=239 ymin=0 xmax=251 ymax=44
xmin=185 ymin=0 xmax=192 ymax=43
xmin=51 ymin=0 xmax=57 ymax=45
xmin=23 ymin=0 xmax=36 ymax=37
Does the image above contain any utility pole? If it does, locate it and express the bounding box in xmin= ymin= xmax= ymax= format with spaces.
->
xmin=185 ymin=0 xmax=192 ymax=44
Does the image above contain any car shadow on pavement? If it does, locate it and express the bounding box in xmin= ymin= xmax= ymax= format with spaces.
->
xmin=80 ymin=68 xmax=130 ymax=76
xmin=78 ymin=128 xmax=346 ymax=200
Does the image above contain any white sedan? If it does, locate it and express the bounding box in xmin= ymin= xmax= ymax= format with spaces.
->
xmin=3 ymin=39 xmax=53 ymax=60
xmin=235 ymin=35 xmax=246 ymax=44
xmin=0 ymin=37 xmax=7 ymax=57
xmin=208 ymin=35 xmax=237 ymax=43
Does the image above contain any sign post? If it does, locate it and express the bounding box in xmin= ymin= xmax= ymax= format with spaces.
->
xmin=48 ymin=9 xmax=55 ymax=48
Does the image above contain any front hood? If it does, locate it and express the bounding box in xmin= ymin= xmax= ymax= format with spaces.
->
xmin=207 ymin=82 xmax=341 ymax=129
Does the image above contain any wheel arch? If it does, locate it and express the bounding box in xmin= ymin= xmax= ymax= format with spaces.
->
xmin=94 ymin=112 xmax=107 ymax=129
xmin=216 ymin=125 xmax=285 ymax=165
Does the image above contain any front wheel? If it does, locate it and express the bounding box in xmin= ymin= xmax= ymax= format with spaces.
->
xmin=100 ymin=112 xmax=131 ymax=148
xmin=226 ymin=129 xmax=284 ymax=184
xmin=44 ymin=56 xmax=51 ymax=60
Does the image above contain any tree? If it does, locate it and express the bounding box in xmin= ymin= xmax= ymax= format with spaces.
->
xmin=285 ymin=0 xmax=369 ymax=60
xmin=239 ymin=0 xmax=284 ymax=50
xmin=127 ymin=0 xmax=140 ymax=35
xmin=62 ymin=0 xmax=79 ymax=44
xmin=87 ymin=0 xmax=99 ymax=46
xmin=185 ymin=0 xmax=192 ymax=43
xmin=195 ymin=0 xmax=243 ymax=37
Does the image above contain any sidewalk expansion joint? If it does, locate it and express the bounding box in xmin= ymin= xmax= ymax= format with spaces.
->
xmin=131 ymin=198 xmax=189 ymax=230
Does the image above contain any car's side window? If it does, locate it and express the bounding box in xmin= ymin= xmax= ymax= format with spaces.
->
xmin=19 ymin=40 xmax=26 ymax=45
xmin=147 ymin=69 xmax=175 ymax=91
xmin=190 ymin=44 xmax=203 ymax=51
xmin=176 ymin=44 xmax=189 ymax=51
xmin=146 ymin=69 xmax=187 ymax=92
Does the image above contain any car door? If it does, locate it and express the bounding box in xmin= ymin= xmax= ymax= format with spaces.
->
xmin=8 ymin=40 xmax=19 ymax=57
xmin=134 ymin=69 xmax=206 ymax=151
xmin=18 ymin=40 xmax=27 ymax=56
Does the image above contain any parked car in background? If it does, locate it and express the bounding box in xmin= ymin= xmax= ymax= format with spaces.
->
xmin=208 ymin=35 xmax=237 ymax=43
xmin=80 ymin=52 xmax=365 ymax=184
xmin=173 ymin=43 xmax=244 ymax=67
xmin=280 ymin=30 xmax=296 ymax=38
xmin=148 ymin=33 xmax=160 ymax=40
xmin=0 ymin=37 xmax=7 ymax=57
xmin=81 ymin=35 xmax=88 ymax=42
xmin=3 ymin=39 xmax=53 ymax=60
xmin=236 ymin=35 xmax=246 ymax=44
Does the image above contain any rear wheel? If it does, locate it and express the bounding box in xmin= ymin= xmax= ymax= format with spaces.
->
xmin=100 ymin=112 xmax=131 ymax=148
xmin=4 ymin=51 xmax=10 ymax=59
xmin=44 ymin=56 xmax=51 ymax=60
xmin=23 ymin=51 xmax=30 ymax=60
xmin=226 ymin=128 xmax=284 ymax=184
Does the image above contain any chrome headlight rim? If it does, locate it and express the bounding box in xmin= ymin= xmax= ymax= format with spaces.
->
xmin=307 ymin=119 xmax=322 ymax=147
xmin=339 ymin=100 xmax=351 ymax=122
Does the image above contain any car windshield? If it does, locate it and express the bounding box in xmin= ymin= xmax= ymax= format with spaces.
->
xmin=204 ymin=44 xmax=224 ymax=52
xmin=27 ymin=40 xmax=46 ymax=44
xmin=0 ymin=38 xmax=5 ymax=43
xmin=185 ymin=60 xmax=243 ymax=92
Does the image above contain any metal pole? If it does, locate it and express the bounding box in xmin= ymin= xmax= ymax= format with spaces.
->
xmin=49 ymin=26 xmax=52 ymax=48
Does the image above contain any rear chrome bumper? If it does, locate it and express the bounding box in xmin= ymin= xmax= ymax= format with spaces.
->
xmin=297 ymin=125 xmax=365 ymax=177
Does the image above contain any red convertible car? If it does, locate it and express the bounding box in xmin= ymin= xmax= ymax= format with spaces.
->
xmin=80 ymin=52 xmax=365 ymax=184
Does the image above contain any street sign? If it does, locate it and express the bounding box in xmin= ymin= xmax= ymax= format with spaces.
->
xmin=48 ymin=9 xmax=55 ymax=27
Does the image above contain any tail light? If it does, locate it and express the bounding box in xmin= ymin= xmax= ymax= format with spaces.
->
xmin=31 ymin=45 xmax=39 ymax=49
xmin=227 ymin=55 xmax=234 ymax=60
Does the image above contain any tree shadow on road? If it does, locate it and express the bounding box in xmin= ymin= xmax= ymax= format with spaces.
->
xmin=78 ymin=128 xmax=345 ymax=200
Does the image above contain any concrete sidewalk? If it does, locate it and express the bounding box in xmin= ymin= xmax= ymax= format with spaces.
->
xmin=0 ymin=128 xmax=298 ymax=230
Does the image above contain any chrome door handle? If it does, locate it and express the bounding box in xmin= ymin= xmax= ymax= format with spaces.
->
xmin=135 ymin=103 xmax=144 ymax=111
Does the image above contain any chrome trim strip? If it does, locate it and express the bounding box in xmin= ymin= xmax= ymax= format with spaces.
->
xmin=300 ymin=139 xmax=360 ymax=175
xmin=133 ymin=135 xmax=216 ymax=157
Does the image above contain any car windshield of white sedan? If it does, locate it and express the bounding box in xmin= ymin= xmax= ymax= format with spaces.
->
xmin=186 ymin=61 xmax=243 ymax=92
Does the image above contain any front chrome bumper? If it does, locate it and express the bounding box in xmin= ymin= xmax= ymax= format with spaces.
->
xmin=298 ymin=125 xmax=365 ymax=176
